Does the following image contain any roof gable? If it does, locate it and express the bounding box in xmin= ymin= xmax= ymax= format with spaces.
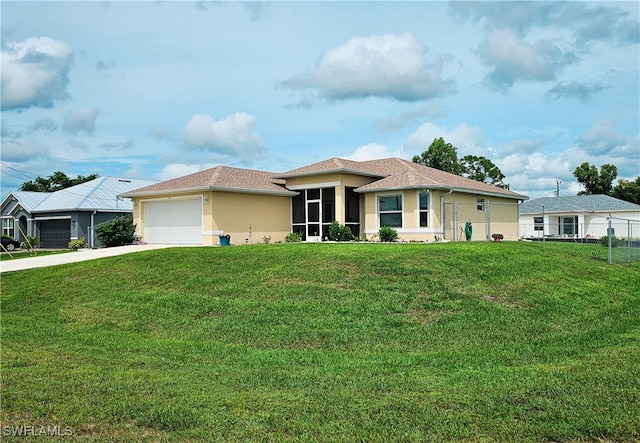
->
xmin=1 ymin=191 xmax=51 ymax=214
xmin=520 ymin=195 xmax=640 ymax=214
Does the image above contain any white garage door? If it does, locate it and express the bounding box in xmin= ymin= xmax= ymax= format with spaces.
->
xmin=144 ymin=198 xmax=203 ymax=244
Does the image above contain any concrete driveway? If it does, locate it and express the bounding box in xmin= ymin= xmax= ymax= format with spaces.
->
xmin=0 ymin=244 xmax=182 ymax=273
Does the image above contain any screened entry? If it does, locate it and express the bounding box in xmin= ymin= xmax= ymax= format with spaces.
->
xmin=291 ymin=187 xmax=335 ymax=241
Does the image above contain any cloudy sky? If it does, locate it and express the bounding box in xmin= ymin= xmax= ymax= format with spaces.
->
xmin=1 ymin=1 xmax=638 ymax=198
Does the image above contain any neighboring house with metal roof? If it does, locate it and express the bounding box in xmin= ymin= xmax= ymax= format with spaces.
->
xmin=519 ymin=195 xmax=640 ymax=240
xmin=1 ymin=176 xmax=158 ymax=248
xmin=121 ymin=157 xmax=528 ymax=245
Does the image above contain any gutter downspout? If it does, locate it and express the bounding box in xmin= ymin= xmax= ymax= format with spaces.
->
xmin=90 ymin=211 xmax=97 ymax=248
xmin=440 ymin=188 xmax=454 ymax=240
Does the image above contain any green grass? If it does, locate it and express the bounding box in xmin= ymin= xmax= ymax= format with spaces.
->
xmin=1 ymin=249 xmax=70 ymax=261
xmin=1 ymin=242 xmax=639 ymax=442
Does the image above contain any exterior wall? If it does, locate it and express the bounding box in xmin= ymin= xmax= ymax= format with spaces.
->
xmin=362 ymin=189 xmax=520 ymax=242
xmin=441 ymin=193 xmax=520 ymax=241
xmin=362 ymin=189 xmax=442 ymax=242
xmin=210 ymin=191 xmax=292 ymax=245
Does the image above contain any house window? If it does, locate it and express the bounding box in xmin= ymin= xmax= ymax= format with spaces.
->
xmin=534 ymin=216 xmax=543 ymax=231
xmin=2 ymin=218 xmax=14 ymax=237
xmin=477 ymin=198 xmax=485 ymax=211
xmin=378 ymin=194 xmax=402 ymax=228
xmin=563 ymin=216 xmax=578 ymax=236
xmin=419 ymin=192 xmax=429 ymax=227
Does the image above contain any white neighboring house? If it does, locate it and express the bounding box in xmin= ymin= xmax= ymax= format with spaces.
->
xmin=519 ymin=195 xmax=640 ymax=241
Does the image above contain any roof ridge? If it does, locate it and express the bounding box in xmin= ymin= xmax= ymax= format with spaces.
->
xmin=75 ymin=176 xmax=107 ymax=208
xmin=208 ymin=166 xmax=223 ymax=187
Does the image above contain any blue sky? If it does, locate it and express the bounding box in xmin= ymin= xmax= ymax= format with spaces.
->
xmin=1 ymin=1 xmax=638 ymax=198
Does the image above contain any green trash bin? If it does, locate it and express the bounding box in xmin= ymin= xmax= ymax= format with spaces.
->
xmin=219 ymin=234 xmax=230 ymax=246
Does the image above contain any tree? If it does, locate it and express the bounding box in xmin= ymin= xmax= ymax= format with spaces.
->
xmin=19 ymin=171 xmax=99 ymax=192
xmin=573 ymin=162 xmax=618 ymax=195
xmin=412 ymin=137 xmax=462 ymax=175
xmin=460 ymin=155 xmax=507 ymax=188
xmin=412 ymin=137 xmax=508 ymax=188
xmin=611 ymin=177 xmax=640 ymax=204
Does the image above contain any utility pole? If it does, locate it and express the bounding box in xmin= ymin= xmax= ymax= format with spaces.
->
xmin=555 ymin=180 xmax=561 ymax=197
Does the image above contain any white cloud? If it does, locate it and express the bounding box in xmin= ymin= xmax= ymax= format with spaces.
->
xmin=500 ymin=138 xmax=547 ymax=155
xmin=577 ymin=119 xmax=630 ymax=156
xmin=404 ymin=122 xmax=485 ymax=156
xmin=374 ymin=102 xmax=451 ymax=133
xmin=0 ymin=137 xmax=52 ymax=163
xmin=282 ymin=33 xmax=453 ymax=103
xmin=154 ymin=163 xmax=208 ymax=182
xmin=182 ymin=112 xmax=267 ymax=162
xmin=1 ymin=37 xmax=73 ymax=111
xmin=29 ymin=116 xmax=58 ymax=133
xmin=345 ymin=143 xmax=406 ymax=161
xmin=62 ymin=108 xmax=100 ymax=135
xmin=477 ymin=29 xmax=578 ymax=89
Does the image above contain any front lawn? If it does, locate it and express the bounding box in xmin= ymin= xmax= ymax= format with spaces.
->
xmin=1 ymin=242 xmax=638 ymax=441
xmin=0 ymin=249 xmax=70 ymax=261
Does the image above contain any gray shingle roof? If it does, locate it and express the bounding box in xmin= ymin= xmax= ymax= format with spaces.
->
xmin=520 ymin=195 xmax=640 ymax=214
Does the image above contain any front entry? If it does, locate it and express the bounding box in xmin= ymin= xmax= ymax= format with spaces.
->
xmin=307 ymin=200 xmax=321 ymax=242
xmin=292 ymin=187 xmax=335 ymax=241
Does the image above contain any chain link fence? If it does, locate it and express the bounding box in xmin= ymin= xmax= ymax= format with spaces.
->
xmin=520 ymin=215 xmax=640 ymax=264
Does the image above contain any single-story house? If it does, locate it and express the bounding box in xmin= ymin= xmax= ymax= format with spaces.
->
xmin=120 ymin=157 xmax=527 ymax=245
xmin=1 ymin=176 xmax=157 ymax=248
xmin=519 ymin=195 xmax=640 ymax=240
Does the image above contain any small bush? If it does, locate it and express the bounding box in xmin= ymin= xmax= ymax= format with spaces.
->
xmin=378 ymin=226 xmax=398 ymax=242
xmin=21 ymin=235 xmax=40 ymax=249
xmin=95 ymin=215 xmax=136 ymax=247
xmin=600 ymin=235 xmax=624 ymax=248
xmin=328 ymin=221 xmax=354 ymax=242
xmin=285 ymin=232 xmax=302 ymax=243
xmin=68 ymin=237 xmax=88 ymax=251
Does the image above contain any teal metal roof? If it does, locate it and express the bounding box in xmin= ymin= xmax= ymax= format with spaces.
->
xmin=520 ymin=195 xmax=640 ymax=214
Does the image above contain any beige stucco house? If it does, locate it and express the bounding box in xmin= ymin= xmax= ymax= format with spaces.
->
xmin=120 ymin=157 xmax=527 ymax=245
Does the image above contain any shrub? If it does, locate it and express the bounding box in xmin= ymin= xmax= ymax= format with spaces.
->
xmin=68 ymin=237 xmax=88 ymax=251
xmin=378 ymin=226 xmax=398 ymax=242
xmin=95 ymin=215 xmax=136 ymax=247
xmin=600 ymin=235 xmax=624 ymax=248
xmin=285 ymin=232 xmax=302 ymax=243
xmin=21 ymin=235 xmax=40 ymax=249
xmin=328 ymin=221 xmax=354 ymax=242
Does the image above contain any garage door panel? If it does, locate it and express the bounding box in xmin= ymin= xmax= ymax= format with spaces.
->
xmin=39 ymin=219 xmax=71 ymax=249
xmin=144 ymin=199 xmax=202 ymax=244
